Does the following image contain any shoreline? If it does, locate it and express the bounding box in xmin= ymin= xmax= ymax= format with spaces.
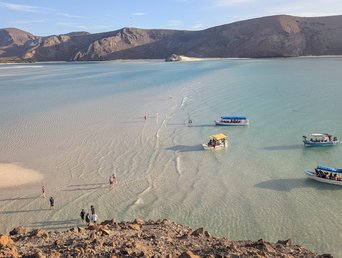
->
xmin=1 ymin=55 xmax=342 ymax=65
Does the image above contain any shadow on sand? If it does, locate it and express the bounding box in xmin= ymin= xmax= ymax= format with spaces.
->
xmin=0 ymin=208 xmax=50 ymax=215
xmin=189 ymin=124 xmax=215 ymax=128
xmin=261 ymin=144 xmax=304 ymax=151
xmin=29 ymin=219 xmax=80 ymax=231
xmin=0 ymin=197 xmax=38 ymax=202
xmin=63 ymin=183 xmax=107 ymax=192
xmin=255 ymin=178 xmax=341 ymax=192
xmin=166 ymin=144 xmax=203 ymax=153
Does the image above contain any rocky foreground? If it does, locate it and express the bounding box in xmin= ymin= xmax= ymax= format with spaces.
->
xmin=0 ymin=218 xmax=331 ymax=257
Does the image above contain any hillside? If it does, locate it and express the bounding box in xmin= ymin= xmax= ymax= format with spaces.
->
xmin=0 ymin=218 xmax=330 ymax=257
xmin=1 ymin=15 xmax=342 ymax=61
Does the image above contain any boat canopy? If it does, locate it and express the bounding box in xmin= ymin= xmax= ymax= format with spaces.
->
xmin=221 ymin=116 xmax=247 ymax=120
xmin=210 ymin=133 xmax=227 ymax=141
xmin=307 ymin=133 xmax=332 ymax=137
xmin=316 ymin=165 xmax=342 ymax=173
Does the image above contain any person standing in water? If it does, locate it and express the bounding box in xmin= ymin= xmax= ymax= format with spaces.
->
xmin=85 ymin=213 xmax=90 ymax=226
xmin=80 ymin=209 xmax=85 ymax=221
xmin=49 ymin=196 xmax=54 ymax=209
xmin=41 ymin=186 xmax=46 ymax=198
xmin=92 ymin=213 xmax=98 ymax=224
xmin=109 ymin=175 xmax=114 ymax=187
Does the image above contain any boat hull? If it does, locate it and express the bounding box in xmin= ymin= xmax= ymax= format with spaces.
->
xmin=303 ymin=141 xmax=339 ymax=146
xmin=215 ymin=120 xmax=249 ymax=126
xmin=202 ymin=143 xmax=227 ymax=150
xmin=304 ymin=170 xmax=342 ymax=185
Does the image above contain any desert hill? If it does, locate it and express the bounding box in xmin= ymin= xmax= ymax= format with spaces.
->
xmin=1 ymin=15 xmax=342 ymax=61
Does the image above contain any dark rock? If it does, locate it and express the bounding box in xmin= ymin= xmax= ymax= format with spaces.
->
xmin=191 ymin=228 xmax=204 ymax=237
xmin=178 ymin=250 xmax=200 ymax=258
xmin=30 ymin=229 xmax=48 ymax=238
xmin=9 ymin=226 xmax=28 ymax=236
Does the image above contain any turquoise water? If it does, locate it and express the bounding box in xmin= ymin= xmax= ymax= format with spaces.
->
xmin=0 ymin=58 xmax=342 ymax=256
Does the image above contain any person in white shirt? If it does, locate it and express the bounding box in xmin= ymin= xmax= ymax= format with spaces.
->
xmin=92 ymin=213 xmax=98 ymax=224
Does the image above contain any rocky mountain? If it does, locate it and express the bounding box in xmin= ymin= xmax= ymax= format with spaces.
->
xmin=0 ymin=218 xmax=330 ymax=257
xmin=1 ymin=15 xmax=342 ymax=61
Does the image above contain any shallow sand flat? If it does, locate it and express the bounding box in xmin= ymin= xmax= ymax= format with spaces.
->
xmin=0 ymin=163 xmax=43 ymax=188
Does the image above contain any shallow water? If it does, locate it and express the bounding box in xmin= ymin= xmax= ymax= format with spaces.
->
xmin=0 ymin=59 xmax=342 ymax=256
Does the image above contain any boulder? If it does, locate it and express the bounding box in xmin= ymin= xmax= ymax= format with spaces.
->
xmin=0 ymin=234 xmax=14 ymax=247
xmin=128 ymin=224 xmax=141 ymax=231
xmin=30 ymin=229 xmax=48 ymax=238
xmin=191 ymin=228 xmax=204 ymax=237
xmin=178 ymin=251 xmax=200 ymax=258
xmin=9 ymin=226 xmax=28 ymax=236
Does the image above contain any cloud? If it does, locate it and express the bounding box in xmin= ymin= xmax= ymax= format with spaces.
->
xmin=0 ymin=1 xmax=47 ymax=12
xmin=132 ymin=12 xmax=147 ymax=16
xmin=13 ymin=20 xmax=45 ymax=24
xmin=0 ymin=1 xmax=81 ymax=18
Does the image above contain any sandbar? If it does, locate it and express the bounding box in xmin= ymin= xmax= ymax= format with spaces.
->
xmin=0 ymin=163 xmax=43 ymax=189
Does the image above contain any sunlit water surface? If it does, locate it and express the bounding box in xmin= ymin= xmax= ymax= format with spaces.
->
xmin=0 ymin=58 xmax=342 ymax=256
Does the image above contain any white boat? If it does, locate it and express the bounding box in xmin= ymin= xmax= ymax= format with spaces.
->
xmin=215 ymin=116 xmax=249 ymax=126
xmin=303 ymin=133 xmax=339 ymax=146
xmin=304 ymin=165 xmax=342 ymax=186
xmin=202 ymin=133 xmax=228 ymax=150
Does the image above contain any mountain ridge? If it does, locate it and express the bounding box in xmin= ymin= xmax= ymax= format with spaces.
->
xmin=1 ymin=14 xmax=342 ymax=61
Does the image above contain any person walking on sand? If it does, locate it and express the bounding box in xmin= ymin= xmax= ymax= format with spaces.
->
xmin=112 ymin=172 xmax=117 ymax=184
xmin=85 ymin=213 xmax=90 ymax=226
xmin=41 ymin=186 xmax=46 ymax=198
xmin=90 ymin=205 xmax=95 ymax=215
xmin=92 ymin=213 xmax=98 ymax=224
xmin=49 ymin=196 xmax=54 ymax=209
xmin=80 ymin=209 xmax=85 ymax=221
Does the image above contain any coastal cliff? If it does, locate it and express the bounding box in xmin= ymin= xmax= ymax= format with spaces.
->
xmin=0 ymin=218 xmax=330 ymax=257
xmin=1 ymin=15 xmax=342 ymax=61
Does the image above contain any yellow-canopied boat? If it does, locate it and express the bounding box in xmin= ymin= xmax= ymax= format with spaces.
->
xmin=202 ymin=133 xmax=228 ymax=150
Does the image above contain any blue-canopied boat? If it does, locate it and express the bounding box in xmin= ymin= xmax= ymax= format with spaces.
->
xmin=303 ymin=133 xmax=339 ymax=146
xmin=304 ymin=165 xmax=342 ymax=185
xmin=215 ymin=116 xmax=249 ymax=126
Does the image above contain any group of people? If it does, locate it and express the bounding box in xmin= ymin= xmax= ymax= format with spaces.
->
xmin=42 ymin=186 xmax=55 ymax=209
xmin=42 ymin=172 xmax=117 ymax=224
xmin=220 ymin=119 xmax=242 ymax=123
xmin=80 ymin=205 xmax=98 ymax=226
xmin=208 ymin=138 xmax=225 ymax=148
xmin=315 ymin=168 xmax=340 ymax=181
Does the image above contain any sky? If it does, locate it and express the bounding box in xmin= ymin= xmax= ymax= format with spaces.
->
xmin=0 ymin=0 xmax=342 ymax=36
